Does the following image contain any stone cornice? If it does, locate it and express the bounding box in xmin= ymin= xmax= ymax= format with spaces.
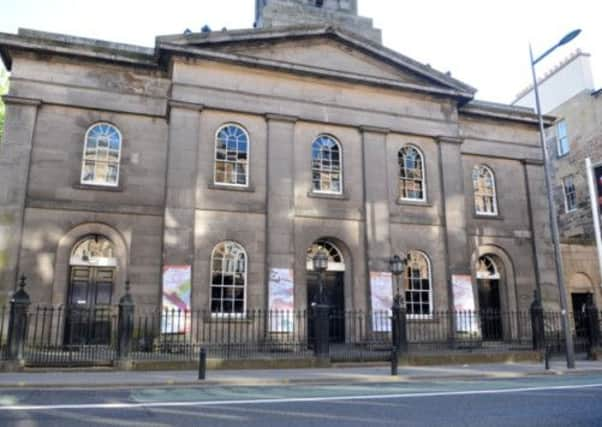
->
xmin=1 ymin=95 xmax=42 ymax=107
xmin=168 ymin=100 xmax=204 ymax=112
xmin=436 ymin=136 xmax=463 ymax=145
xmin=521 ymin=158 xmax=545 ymax=166
xmin=265 ymin=113 xmax=298 ymax=123
xmin=359 ymin=125 xmax=390 ymax=135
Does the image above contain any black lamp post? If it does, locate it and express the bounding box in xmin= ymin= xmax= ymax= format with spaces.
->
xmin=312 ymin=249 xmax=330 ymax=358
xmin=390 ymin=254 xmax=407 ymax=353
xmin=313 ymin=249 xmax=329 ymax=305
xmin=529 ymin=29 xmax=581 ymax=369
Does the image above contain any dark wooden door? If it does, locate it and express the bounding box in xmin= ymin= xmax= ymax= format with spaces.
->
xmin=307 ymin=271 xmax=345 ymax=343
xmin=64 ymin=266 xmax=115 ymax=345
xmin=478 ymin=278 xmax=503 ymax=341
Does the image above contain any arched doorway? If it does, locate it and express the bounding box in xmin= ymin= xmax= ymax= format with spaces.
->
xmin=569 ymin=273 xmax=595 ymax=340
xmin=476 ymin=255 xmax=503 ymax=340
xmin=306 ymin=240 xmax=346 ymax=342
xmin=64 ymin=235 xmax=117 ymax=345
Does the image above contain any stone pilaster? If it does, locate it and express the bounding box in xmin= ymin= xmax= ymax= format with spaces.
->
xmin=265 ymin=114 xmax=297 ymax=304
xmin=437 ymin=136 xmax=471 ymax=309
xmin=0 ymin=96 xmax=40 ymax=302
xmin=162 ymin=101 xmax=202 ymax=274
xmin=361 ymin=126 xmax=391 ymax=276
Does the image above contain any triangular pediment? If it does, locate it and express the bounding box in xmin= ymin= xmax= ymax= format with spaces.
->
xmin=214 ymin=38 xmax=426 ymax=85
xmin=157 ymin=26 xmax=476 ymax=99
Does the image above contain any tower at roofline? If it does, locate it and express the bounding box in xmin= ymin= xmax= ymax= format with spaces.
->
xmin=255 ymin=0 xmax=382 ymax=43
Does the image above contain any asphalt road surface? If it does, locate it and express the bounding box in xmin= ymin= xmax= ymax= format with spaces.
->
xmin=1 ymin=375 xmax=602 ymax=426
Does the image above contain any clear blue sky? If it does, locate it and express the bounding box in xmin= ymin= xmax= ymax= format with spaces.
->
xmin=1 ymin=0 xmax=599 ymax=103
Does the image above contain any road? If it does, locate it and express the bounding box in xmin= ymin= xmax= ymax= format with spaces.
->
xmin=1 ymin=374 xmax=602 ymax=426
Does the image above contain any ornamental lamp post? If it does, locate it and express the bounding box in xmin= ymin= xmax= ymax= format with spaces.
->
xmin=389 ymin=254 xmax=407 ymax=353
xmin=312 ymin=249 xmax=330 ymax=358
xmin=529 ymin=29 xmax=581 ymax=369
xmin=313 ymin=249 xmax=329 ymax=305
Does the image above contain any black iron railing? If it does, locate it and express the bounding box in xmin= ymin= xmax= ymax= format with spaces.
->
xmin=1 ymin=305 xmax=600 ymax=367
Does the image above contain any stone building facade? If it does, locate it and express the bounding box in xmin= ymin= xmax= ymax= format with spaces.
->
xmin=0 ymin=1 xmax=559 ymax=330
xmin=514 ymin=50 xmax=602 ymax=310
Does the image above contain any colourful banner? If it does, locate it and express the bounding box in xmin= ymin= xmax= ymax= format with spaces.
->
xmin=162 ymin=265 xmax=192 ymax=334
xmin=268 ymin=268 xmax=294 ymax=332
xmin=452 ymin=274 xmax=478 ymax=334
xmin=595 ymin=165 xmax=602 ymax=212
xmin=370 ymin=272 xmax=393 ymax=332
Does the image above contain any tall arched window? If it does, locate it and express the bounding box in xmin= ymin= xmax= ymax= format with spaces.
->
xmin=399 ymin=145 xmax=425 ymax=201
xmin=210 ymin=241 xmax=247 ymax=314
xmin=81 ymin=123 xmax=122 ymax=186
xmin=472 ymin=165 xmax=498 ymax=216
xmin=312 ymin=135 xmax=343 ymax=194
xmin=404 ymin=251 xmax=432 ymax=316
xmin=214 ymin=124 xmax=249 ymax=186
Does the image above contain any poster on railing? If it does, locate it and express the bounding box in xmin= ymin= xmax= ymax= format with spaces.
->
xmin=161 ymin=265 xmax=192 ymax=334
xmin=268 ymin=268 xmax=294 ymax=332
xmin=452 ymin=274 xmax=479 ymax=334
xmin=370 ymin=272 xmax=393 ymax=332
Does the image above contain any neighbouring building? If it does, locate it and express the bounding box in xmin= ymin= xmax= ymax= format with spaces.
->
xmin=0 ymin=0 xmax=560 ymax=344
xmin=514 ymin=49 xmax=602 ymax=312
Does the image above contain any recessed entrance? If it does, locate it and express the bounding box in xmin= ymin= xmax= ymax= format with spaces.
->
xmin=476 ymin=255 xmax=503 ymax=341
xmin=306 ymin=240 xmax=346 ymax=343
xmin=64 ymin=235 xmax=116 ymax=345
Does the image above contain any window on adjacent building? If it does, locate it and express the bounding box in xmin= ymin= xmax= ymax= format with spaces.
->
xmin=312 ymin=135 xmax=343 ymax=194
xmin=214 ymin=124 xmax=249 ymax=187
xmin=399 ymin=145 xmax=425 ymax=201
xmin=81 ymin=123 xmax=122 ymax=187
xmin=563 ymin=175 xmax=577 ymax=212
xmin=210 ymin=241 xmax=247 ymax=315
xmin=473 ymin=165 xmax=498 ymax=216
xmin=557 ymin=120 xmax=570 ymax=157
xmin=404 ymin=251 xmax=432 ymax=317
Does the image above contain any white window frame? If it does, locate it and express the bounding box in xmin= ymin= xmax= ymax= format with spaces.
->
xmin=399 ymin=144 xmax=427 ymax=202
xmin=404 ymin=250 xmax=433 ymax=319
xmin=556 ymin=120 xmax=570 ymax=157
xmin=311 ymin=134 xmax=344 ymax=195
xmin=80 ymin=122 xmax=122 ymax=187
xmin=213 ymin=123 xmax=250 ymax=188
xmin=209 ymin=241 xmax=248 ymax=317
xmin=473 ymin=165 xmax=499 ymax=216
xmin=562 ymin=175 xmax=577 ymax=213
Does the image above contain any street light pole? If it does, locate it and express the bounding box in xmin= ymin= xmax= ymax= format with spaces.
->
xmin=529 ymin=29 xmax=581 ymax=369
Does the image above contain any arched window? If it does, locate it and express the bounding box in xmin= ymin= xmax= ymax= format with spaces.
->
xmin=404 ymin=251 xmax=432 ymax=316
xmin=476 ymin=255 xmax=500 ymax=280
xmin=472 ymin=165 xmax=498 ymax=215
xmin=306 ymin=239 xmax=345 ymax=272
xmin=210 ymin=241 xmax=247 ymax=314
xmin=81 ymin=123 xmax=122 ymax=186
xmin=399 ymin=145 xmax=425 ymax=201
xmin=214 ymin=124 xmax=249 ymax=186
xmin=312 ymin=135 xmax=343 ymax=194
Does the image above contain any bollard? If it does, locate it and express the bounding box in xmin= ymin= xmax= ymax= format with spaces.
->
xmin=545 ymin=346 xmax=550 ymax=371
xmin=391 ymin=347 xmax=398 ymax=376
xmin=198 ymin=348 xmax=207 ymax=380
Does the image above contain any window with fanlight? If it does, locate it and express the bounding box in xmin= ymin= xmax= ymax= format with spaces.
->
xmin=210 ymin=241 xmax=247 ymax=314
xmin=80 ymin=123 xmax=122 ymax=187
xmin=214 ymin=124 xmax=250 ymax=187
xmin=399 ymin=145 xmax=426 ymax=201
xmin=311 ymin=135 xmax=343 ymax=194
xmin=472 ymin=165 xmax=498 ymax=216
xmin=404 ymin=251 xmax=432 ymax=317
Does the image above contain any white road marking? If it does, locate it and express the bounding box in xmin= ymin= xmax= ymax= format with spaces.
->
xmin=1 ymin=382 xmax=601 ymax=412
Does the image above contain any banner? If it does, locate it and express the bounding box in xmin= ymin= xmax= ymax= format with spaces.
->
xmin=268 ymin=268 xmax=294 ymax=332
xmin=162 ymin=265 xmax=192 ymax=334
xmin=452 ymin=274 xmax=478 ymax=334
xmin=370 ymin=272 xmax=393 ymax=332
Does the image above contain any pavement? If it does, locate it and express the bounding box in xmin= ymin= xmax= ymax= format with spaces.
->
xmin=1 ymin=360 xmax=602 ymax=389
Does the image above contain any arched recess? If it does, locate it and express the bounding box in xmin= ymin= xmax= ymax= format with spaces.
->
xmin=471 ymin=244 xmax=517 ymax=314
xmin=569 ymin=272 xmax=594 ymax=294
xmin=296 ymin=234 xmax=355 ymax=313
xmin=52 ymin=223 xmax=129 ymax=305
